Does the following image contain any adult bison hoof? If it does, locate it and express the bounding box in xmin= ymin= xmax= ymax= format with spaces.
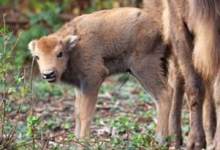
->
xmin=214 ymin=135 xmax=220 ymax=150
xmin=171 ymin=135 xmax=183 ymax=149
xmin=169 ymin=129 xmax=183 ymax=148
xmin=186 ymin=131 xmax=206 ymax=150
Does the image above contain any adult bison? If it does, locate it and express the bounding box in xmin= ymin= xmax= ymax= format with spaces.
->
xmin=144 ymin=0 xmax=220 ymax=149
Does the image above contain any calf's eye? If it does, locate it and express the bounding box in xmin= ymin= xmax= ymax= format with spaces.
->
xmin=35 ymin=56 xmax=39 ymax=60
xmin=57 ymin=52 xmax=63 ymax=58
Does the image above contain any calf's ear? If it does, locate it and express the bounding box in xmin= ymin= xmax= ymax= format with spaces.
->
xmin=28 ymin=40 xmax=37 ymax=55
xmin=63 ymin=35 xmax=79 ymax=52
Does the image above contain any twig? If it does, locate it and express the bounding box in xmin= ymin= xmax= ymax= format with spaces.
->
xmin=7 ymin=66 xmax=28 ymax=143
xmin=3 ymin=13 xmax=6 ymax=29
xmin=29 ymin=57 xmax=36 ymax=149
xmin=11 ymin=141 xmax=33 ymax=149
xmin=0 ymin=99 xmax=6 ymax=141
xmin=117 ymin=73 xmax=130 ymax=93
xmin=10 ymin=31 xmax=23 ymax=52
xmin=29 ymin=58 xmax=35 ymax=116
xmin=42 ymin=139 xmax=49 ymax=150
xmin=0 ymin=13 xmax=7 ymax=142
xmin=0 ymin=20 xmax=24 ymax=145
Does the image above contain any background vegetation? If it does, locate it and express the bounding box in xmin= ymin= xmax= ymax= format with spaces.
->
xmin=0 ymin=0 xmax=188 ymax=149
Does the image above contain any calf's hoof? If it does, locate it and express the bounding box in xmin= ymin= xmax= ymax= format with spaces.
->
xmin=155 ymin=132 xmax=166 ymax=145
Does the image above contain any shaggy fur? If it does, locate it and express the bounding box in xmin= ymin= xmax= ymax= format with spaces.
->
xmin=191 ymin=0 xmax=220 ymax=79
xmin=144 ymin=0 xmax=220 ymax=149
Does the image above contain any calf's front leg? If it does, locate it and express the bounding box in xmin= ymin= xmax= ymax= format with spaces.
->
xmin=74 ymin=86 xmax=100 ymax=138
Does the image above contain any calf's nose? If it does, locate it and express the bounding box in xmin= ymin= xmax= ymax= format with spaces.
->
xmin=42 ymin=70 xmax=55 ymax=79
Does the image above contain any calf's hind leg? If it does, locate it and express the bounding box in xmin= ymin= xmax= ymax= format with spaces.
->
xmin=130 ymin=56 xmax=172 ymax=145
xmin=156 ymin=86 xmax=173 ymax=145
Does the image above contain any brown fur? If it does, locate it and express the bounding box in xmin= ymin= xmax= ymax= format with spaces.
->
xmin=29 ymin=7 xmax=172 ymax=144
xmin=143 ymin=0 xmax=170 ymax=43
xmin=147 ymin=0 xmax=220 ymax=149
xmin=37 ymin=36 xmax=59 ymax=54
xmin=167 ymin=55 xmax=185 ymax=148
xmin=191 ymin=3 xmax=220 ymax=79
xmin=203 ymin=82 xmax=217 ymax=150
xmin=213 ymin=72 xmax=220 ymax=150
xmin=143 ymin=0 xmax=220 ymax=149
xmin=144 ymin=0 xmax=185 ymax=147
xmin=163 ymin=1 xmax=205 ymax=149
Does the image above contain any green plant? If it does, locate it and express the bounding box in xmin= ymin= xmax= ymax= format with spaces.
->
xmin=35 ymin=81 xmax=62 ymax=96
xmin=26 ymin=115 xmax=40 ymax=150
xmin=111 ymin=115 xmax=138 ymax=134
xmin=0 ymin=14 xmax=30 ymax=149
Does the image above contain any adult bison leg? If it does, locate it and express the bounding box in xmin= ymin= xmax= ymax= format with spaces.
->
xmin=169 ymin=21 xmax=205 ymax=150
xmin=130 ymin=55 xmax=172 ymax=145
xmin=213 ymin=72 xmax=220 ymax=150
xmin=203 ymin=84 xmax=216 ymax=150
xmin=168 ymin=57 xmax=184 ymax=148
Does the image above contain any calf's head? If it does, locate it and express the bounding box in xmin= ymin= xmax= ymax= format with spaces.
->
xmin=28 ymin=35 xmax=78 ymax=83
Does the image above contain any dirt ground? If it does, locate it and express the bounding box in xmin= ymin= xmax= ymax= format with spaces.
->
xmin=3 ymin=76 xmax=188 ymax=150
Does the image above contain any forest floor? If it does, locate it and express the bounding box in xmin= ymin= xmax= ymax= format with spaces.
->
xmin=1 ymin=75 xmax=189 ymax=150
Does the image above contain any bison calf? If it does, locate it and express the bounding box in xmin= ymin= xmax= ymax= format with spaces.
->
xmin=28 ymin=8 xmax=171 ymax=144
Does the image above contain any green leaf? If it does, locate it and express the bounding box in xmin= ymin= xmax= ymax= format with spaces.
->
xmin=64 ymin=122 xmax=71 ymax=129
xmin=8 ymin=87 xmax=16 ymax=94
xmin=0 ymin=27 xmax=10 ymax=34
xmin=27 ymin=115 xmax=39 ymax=125
xmin=26 ymin=128 xmax=32 ymax=137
